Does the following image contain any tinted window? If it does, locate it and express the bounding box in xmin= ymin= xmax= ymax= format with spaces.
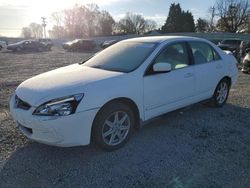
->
xmin=212 ymin=48 xmax=221 ymax=61
xmin=189 ymin=42 xmax=214 ymax=64
xmin=154 ymin=43 xmax=189 ymax=70
xmin=222 ymin=40 xmax=241 ymax=45
xmin=84 ymin=41 xmax=156 ymax=73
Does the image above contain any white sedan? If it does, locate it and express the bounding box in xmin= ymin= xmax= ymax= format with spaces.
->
xmin=10 ymin=36 xmax=238 ymax=150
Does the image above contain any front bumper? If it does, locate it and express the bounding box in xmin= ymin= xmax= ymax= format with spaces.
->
xmin=242 ymin=66 xmax=250 ymax=72
xmin=241 ymin=60 xmax=250 ymax=72
xmin=9 ymin=94 xmax=99 ymax=147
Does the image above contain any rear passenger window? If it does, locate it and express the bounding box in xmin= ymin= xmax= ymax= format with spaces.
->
xmin=189 ymin=42 xmax=214 ymax=64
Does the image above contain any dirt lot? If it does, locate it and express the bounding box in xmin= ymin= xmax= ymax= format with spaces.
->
xmin=0 ymin=47 xmax=250 ymax=187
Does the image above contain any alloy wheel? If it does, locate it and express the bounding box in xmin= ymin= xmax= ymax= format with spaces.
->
xmin=102 ymin=111 xmax=131 ymax=146
xmin=216 ymin=81 xmax=228 ymax=104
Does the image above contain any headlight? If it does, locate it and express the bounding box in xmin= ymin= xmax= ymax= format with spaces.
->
xmin=33 ymin=94 xmax=84 ymax=116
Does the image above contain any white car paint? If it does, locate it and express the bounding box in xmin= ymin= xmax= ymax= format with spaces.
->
xmin=10 ymin=36 xmax=238 ymax=147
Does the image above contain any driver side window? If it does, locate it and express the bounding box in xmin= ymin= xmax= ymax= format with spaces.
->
xmin=154 ymin=43 xmax=189 ymax=70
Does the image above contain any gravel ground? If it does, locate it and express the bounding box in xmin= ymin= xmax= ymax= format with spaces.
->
xmin=0 ymin=47 xmax=249 ymax=188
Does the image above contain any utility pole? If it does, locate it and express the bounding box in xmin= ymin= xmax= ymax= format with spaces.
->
xmin=208 ymin=6 xmax=216 ymax=32
xmin=41 ymin=17 xmax=47 ymax=38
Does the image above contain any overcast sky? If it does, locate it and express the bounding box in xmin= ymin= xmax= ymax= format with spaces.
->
xmin=0 ymin=0 xmax=216 ymax=37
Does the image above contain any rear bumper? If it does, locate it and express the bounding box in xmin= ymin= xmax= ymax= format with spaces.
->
xmin=9 ymin=94 xmax=99 ymax=147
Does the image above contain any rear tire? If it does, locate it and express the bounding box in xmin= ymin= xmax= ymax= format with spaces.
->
xmin=93 ymin=102 xmax=135 ymax=151
xmin=211 ymin=79 xmax=230 ymax=107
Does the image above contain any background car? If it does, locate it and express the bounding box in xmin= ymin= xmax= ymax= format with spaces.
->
xmin=240 ymin=41 xmax=250 ymax=57
xmin=241 ymin=48 xmax=250 ymax=73
xmin=101 ymin=40 xmax=118 ymax=49
xmin=218 ymin=39 xmax=242 ymax=51
xmin=62 ymin=39 xmax=96 ymax=51
xmin=218 ymin=39 xmax=242 ymax=62
xmin=38 ymin=38 xmax=53 ymax=50
xmin=0 ymin=40 xmax=7 ymax=50
xmin=7 ymin=40 xmax=46 ymax=52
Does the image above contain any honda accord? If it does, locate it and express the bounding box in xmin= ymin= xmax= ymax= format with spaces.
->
xmin=10 ymin=36 xmax=238 ymax=150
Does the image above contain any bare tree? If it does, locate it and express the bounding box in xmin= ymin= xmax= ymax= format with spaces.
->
xmin=118 ymin=12 xmax=152 ymax=35
xmin=145 ymin=19 xmax=157 ymax=32
xmin=245 ymin=15 xmax=250 ymax=33
xmin=48 ymin=26 xmax=66 ymax=38
xmin=21 ymin=27 xmax=32 ymax=38
xmin=29 ymin=23 xmax=43 ymax=38
xmin=98 ymin=10 xmax=115 ymax=36
xmin=60 ymin=4 xmax=112 ymax=37
xmin=51 ymin=11 xmax=64 ymax=28
xmin=216 ymin=0 xmax=249 ymax=32
xmin=63 ymin=5 xmax=89 ymax=38
xmin=49 ymin=11 xmax=65 ymax=38
xmin=49 ymin=4 xmax=116 ymax=38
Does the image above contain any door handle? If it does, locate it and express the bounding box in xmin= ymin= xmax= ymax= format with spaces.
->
xmin=184 ymin=73 xmax=193 ymax=78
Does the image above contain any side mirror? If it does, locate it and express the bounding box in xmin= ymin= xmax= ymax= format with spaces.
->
xmin=153 ymin=62 xmax=172 ymax=73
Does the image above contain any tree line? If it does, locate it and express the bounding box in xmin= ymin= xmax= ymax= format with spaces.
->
xmin=161 ymin=0 xmax=249 ymax=33
xmin=21 ymin=0 xmax=250 ymax=38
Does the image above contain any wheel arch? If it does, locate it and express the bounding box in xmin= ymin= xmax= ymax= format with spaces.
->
xmin=222 ymin=76 xmax=232 ymax=87
xmin=91 ymin=97 xmax=141 ymax=141
xmin=213 ymin=76 xmax=232 ymax=94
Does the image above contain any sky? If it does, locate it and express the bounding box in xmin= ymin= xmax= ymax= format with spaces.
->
xmin=0 ymin=0 xmax=216 ymax=37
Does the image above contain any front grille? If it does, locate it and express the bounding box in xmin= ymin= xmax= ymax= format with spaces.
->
xmin=15 ymin=95 xmax=31 ymax=110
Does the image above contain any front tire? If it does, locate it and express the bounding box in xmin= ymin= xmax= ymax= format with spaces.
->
xmin=15 ymin=47 xmax=21 ymax=52
xmin=211 ymin=79 xmax=230 ymax=107
xmin=93 ymin=102 xmax=135 ymax=151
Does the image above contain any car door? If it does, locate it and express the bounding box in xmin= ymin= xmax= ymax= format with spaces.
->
xmin=22 ymin=41 xmax=30 ymax=50
xmin=31 ymin=41 xmax=40 ymax=50
xmin=143 ymin=42 xmax=195 ymax=120
xmin=188 ymin=41 xmax=225 ymax=100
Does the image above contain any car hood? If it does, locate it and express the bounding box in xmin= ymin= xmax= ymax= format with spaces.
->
xmin=16 ymin=64 xmax=124 ymax=106
xmin=7 ymin=43 xmax=20 ymax=48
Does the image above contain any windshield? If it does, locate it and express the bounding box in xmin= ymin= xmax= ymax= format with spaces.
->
xmin=83 ymin=41 xmax=157 ymax=73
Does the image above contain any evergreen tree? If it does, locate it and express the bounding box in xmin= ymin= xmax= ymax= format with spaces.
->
xmin=161 ymin=3 xmax=195 ymax=33
xmin=161 ymin=3 xmax=182 ymax=32
xmin=195 ymin=18 xmax=209 ymax=32
xmin=182 ymin=11 xmax=195 ymax=32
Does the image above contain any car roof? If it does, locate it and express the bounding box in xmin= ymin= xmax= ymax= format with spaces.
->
xmin=123 ymin=36 xmax=202 ymax=44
